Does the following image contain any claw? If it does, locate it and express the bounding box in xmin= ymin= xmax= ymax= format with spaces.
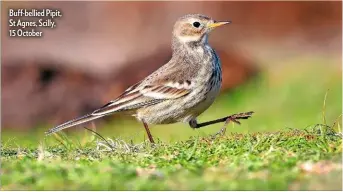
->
xmin=211 ymin=111 xmax=254 ymax=140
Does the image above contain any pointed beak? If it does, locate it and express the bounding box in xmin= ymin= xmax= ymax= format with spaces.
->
xmin=207 ymin=21 xmax=231 ymax=29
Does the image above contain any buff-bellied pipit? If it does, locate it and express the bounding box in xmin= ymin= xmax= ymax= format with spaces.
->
xmin=46 ymin=14 xmax=253 ymax=143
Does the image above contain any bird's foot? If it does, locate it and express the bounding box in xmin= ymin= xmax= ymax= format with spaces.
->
xmin=210 ymin=111 xmax=254 ymax=139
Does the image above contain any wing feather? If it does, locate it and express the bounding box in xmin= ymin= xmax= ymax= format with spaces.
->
xmin=92 ymin=81 xmax=192 ymax=116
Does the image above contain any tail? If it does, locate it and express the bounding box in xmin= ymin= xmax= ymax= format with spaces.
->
xmin=45 ymin=114 xmax=104 ymax=135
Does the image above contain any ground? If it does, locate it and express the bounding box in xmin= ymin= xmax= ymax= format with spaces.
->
xmin=1 ymin=126 xmax=342 ymax=190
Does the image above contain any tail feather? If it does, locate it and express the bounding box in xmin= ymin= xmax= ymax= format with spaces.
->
xmin=45 ymin=114 xmax=104 ymax=135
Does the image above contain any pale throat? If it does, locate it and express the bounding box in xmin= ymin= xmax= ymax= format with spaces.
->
xmin=176 ymin=34 xmax=208 ymax=45
xmin=172 ymin=34 xmax=209 ymax=54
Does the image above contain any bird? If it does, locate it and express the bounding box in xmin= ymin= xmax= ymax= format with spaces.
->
xmin=46 ymin=14 xmax=253 ymax=143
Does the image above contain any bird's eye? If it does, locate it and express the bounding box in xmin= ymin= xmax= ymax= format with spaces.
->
xmin=192 ymin=21 xmax=201 ymax=28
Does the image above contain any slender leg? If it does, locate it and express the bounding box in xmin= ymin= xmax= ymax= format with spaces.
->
xmin=142 ymin=120 xmax=155 ymax=144
xmin=189 ymin=111 xmax=254 ymax=137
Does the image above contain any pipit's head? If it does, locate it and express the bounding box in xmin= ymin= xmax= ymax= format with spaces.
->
xmin=172 ymin=14 xmax=230 ymax=45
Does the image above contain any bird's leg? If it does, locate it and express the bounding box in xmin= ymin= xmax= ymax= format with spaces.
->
xmin=142 ymin=120 xmax=155 ymax=144
xmin=189 ymin=111 xmax=254 ymax=137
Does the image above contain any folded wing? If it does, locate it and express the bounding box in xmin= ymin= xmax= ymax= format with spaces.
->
xmin=92 ymin=82 xmax=191 ymax=115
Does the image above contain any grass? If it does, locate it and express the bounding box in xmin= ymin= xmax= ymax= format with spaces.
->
xmin=1 ymin=126 xmax=342 ymax=190
xmin=1 ymin=57 xmax=342 ymax=190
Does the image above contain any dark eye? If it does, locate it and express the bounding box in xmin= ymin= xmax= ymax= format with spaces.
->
xmin=193 ymin=21 xmax=201 ymax=28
